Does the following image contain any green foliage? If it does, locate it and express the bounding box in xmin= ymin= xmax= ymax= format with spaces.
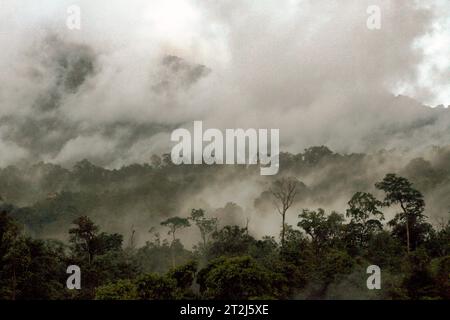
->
xmin=376 ymin=174 xmax=428 ymax=253
xmin=189 ymin=209 xmax=217 ymax=248
xmin=344 ymin=192 xmax=385 ymax=255
xmin=69 ymin=216 xmax=123 ymax=265
xmin=298 ymin=208 xmax=344 ymax=251
xmin=0 ymin=160 xmax=449 ymax=300
xmin=207 ymin=226 xmax=256 ymax=259
xmin=135 ymin=236 xmax=192 ymax=274
xmin=365 ymin=230 xmax=403 ymax=269
xmin=136 ymin=273 xmax=177 ymax=300
xmin=402 ymin=248 xmax=438 ymax=299
xmin=432 ymin=256 xmax=450 ymax=299
xmin=428 ymin=221 xmax=450 ymax=257
xmin=347 ymin=192 xmax=384 ymax=225
xmin=167 ymin=260 xmax=197 ymax=291
xmin=161 ymin=217 xmax=190 ymax=241
xmin=95 ymin=279 xmax=138 ymax=300
xmin=197 ymin=256 xmax=275 ymax=299
xmin=95 ymin=260 xmax=198 ymax=300
xmin=166 ymin=260 xmax=198 ymax=298
xmin=0 ymin=213 xmax=68 ymax=300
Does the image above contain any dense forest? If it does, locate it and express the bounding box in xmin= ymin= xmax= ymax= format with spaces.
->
xmin=0 ymin=146 xmax=449 ymax=300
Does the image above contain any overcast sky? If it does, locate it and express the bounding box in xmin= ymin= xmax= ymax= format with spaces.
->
xmin=0 ymin=0 xmax=449 ymax=167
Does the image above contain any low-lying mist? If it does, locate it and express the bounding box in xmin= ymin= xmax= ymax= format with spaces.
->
xmin=1 ymin=145 xmax=449 ymax=248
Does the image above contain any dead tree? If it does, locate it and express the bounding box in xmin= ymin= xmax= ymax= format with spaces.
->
xmin=270 ymin=177 xmax=298 ymax=246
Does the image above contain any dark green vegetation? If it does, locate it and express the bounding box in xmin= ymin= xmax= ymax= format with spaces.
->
xmin=0 ymin=146 xmax=449 ymax=300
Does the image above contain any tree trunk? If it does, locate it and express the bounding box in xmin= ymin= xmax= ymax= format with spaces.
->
xmin=405 ymin=216 xmax=410 ymax=254
xmin=171 ymin=250 xmax=175 ymax=269
xmin=202 ymin=232 xmax=206 ymax=248
xmin=281 ymin=212 xmax=286 ymax=246
xmin=171 ymin=231 xmax=176 ymax=268
xmin=400 ymin=202 xmax=411 ymax=254
xmin=85 ymin=239 xmax=91 ymax=265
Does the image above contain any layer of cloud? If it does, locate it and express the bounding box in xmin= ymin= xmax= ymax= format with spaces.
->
xmin=0 ymin=0 xmax=449 ymax=167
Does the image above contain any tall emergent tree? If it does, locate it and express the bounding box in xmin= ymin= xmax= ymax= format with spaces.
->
xmin=161 ymin=217 xmax=190 ymax=267
xmin=189 ymin=209 xmax=217 ymax=248
xmin=298 ymin=208 xmax=344 ymax=252
xmin=346 ymin=192 xmax=384 ymax=249
xmin=375 ymin=174 xmax=426 ymax=254
xmin=69 ymin=216 xmax=99 ymax=264
xmin=69 ymin=215 xmax=123 ymax=265
xmin=270 ymin=177 xmax=298 ymax=246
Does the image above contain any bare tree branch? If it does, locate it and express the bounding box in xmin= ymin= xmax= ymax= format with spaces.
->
xmin=270 ymin=177 xmax=299 ymax=246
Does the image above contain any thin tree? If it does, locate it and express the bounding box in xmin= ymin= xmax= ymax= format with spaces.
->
xmin=69 ymin=216 xmax=99 ymax=264
xmin=270 ymin=177 xmax=298 ymax=246
xmin=161 ymin=216 xmax=190 ymax=267
xmin=189 ymin=209 xmax=217 ymax=248
xmin=128 ymin=225 xmax=136 ymax=249
xmin=375 ymin=174 xmax=425 ymax=254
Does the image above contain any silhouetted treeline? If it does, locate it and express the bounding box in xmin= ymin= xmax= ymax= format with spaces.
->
xmin=1 ymin=146 xmax=450 ymax=239
xmin=0 ymin=172 xmax=448 ymax=299
xmin=0 ymin=146 xmax=449 ymax=299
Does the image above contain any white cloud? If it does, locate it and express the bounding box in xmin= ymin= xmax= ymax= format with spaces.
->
xmin=0 ymin=0 xmax=449 ymax=167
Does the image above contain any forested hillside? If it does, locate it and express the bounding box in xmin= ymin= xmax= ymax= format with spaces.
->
xmin=0 ymin=146 xmax=449 ymax=299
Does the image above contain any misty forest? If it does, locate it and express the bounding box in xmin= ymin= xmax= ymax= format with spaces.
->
xmin=0 ymin=1 xmax=450 ymax=302
xmin=0 ymin=146 xmax=449 ymax=300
